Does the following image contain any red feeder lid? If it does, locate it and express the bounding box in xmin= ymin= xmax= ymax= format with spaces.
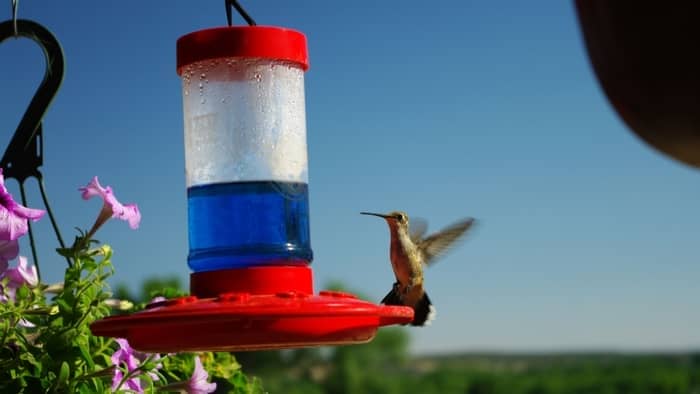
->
xmin=190 ymin=266 xmax=314 ymax=297
xmin=90 ymin=266 xmax=414 ymax=352
xmin=177 ymin=26 xmax=309 ymax=74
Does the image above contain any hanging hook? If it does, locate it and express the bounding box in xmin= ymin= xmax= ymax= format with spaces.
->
xmin=225 ymin=0 xmax=256 ymax=27
xmin=11 ymin=0 xmax=18 ymax=36
xmin=0 ymin=19 xmax=69 ymax=276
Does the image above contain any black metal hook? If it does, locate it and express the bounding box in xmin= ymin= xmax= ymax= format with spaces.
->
xmin=225 ymin=0 xmax=256 ymax=26
xmin=0 ymin=19 xmax=69 ymax=278
xmin=0 ymin=19 xmax=62 ymax=182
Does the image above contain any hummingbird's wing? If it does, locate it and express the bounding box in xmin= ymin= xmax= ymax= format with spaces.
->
xmin=418 ymin=218 xmax=475 ymax=265
xmin=408 ymin=217 xmax=428 ymax=244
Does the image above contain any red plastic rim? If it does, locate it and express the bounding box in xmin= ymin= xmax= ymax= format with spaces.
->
xmin=91 ymin=266 xmax=414 ymax=352
xmin=176 ymin=26 xmax=309 ymax=74
xmin=90 ymin=293 xmax=414 ymax=353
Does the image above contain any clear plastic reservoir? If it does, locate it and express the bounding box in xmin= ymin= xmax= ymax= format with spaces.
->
xmin=180 ymin=58 xmax=312 ymax=272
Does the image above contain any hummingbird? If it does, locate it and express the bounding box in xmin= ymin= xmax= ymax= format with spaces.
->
xmin=361 ymin=211 xmax=475 ymax=326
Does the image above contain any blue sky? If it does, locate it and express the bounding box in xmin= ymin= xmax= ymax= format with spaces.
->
xmin=1 ymin=1 xmax=699 ymax=354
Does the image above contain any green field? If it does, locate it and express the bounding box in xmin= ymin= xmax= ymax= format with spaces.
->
xmin=237 ymin=347 xmax=700 ymax=394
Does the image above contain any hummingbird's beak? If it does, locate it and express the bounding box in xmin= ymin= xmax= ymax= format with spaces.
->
xmin=360 ymin=212 xmax=391 ymax=219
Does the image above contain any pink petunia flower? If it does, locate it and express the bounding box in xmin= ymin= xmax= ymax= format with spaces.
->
xmin=133 ymin=350 xmax=163 ymax=382
xmin=111 ymin=338 xmax=162 ymax=393
xmin=0 ymin=169 xmax=45 ymax=241
xmin=186 ymin=356 xmax=217 ymax=394
xmin=3 ymin=256 xmax=38 ymax=287
xmin=1 ymin=256 xmax=38 ymax=303
xmin=111 ymin=338 xmax=144 ymax=393
xmin=149 ymin=296 xmax=167 ymax=304
xmin=157 ymin=356 xmax=217 ymax=394
xmin=79 ymin=177 xmax=141 ymax=238
xmin=0 ymin=239 xmax=19 ymax=272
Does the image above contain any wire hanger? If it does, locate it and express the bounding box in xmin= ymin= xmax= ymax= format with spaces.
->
xmin=225 ymin=0 xmax=256 ymax=26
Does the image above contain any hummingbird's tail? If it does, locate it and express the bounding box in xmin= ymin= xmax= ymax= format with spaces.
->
xmin=412 ymin=292 xmax=436 ymax=327
xmin=380 ymin=284 xmax=436 ymax=327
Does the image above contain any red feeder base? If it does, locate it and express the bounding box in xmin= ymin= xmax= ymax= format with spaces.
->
xmin=90 ymin=266 xmax=414 ymax=353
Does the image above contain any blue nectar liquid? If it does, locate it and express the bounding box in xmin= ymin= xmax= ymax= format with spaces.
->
xmin=187 ymin=181 xmax=312 ymax=271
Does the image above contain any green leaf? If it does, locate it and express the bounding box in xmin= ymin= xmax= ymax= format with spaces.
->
xmin=82 ymin=379 xmax=103 ymax=394
xmin=78 ymin=341 xmax=95 ymax=370
xmin=19 ymin=350 xmax=40 ymax=369
xmin=56 ymin=299 xmax=73 ymax=315
xmin=55 ymin=247 xmax=74 ymax=258
xmin=57 ymin=361 xmax=70 ymax=390
xmin=16 ymin=285 xmax=30 ymax=300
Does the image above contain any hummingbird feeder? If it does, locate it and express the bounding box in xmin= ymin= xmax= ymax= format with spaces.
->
xmin=90 ymin=2 xmax=413 ymax=353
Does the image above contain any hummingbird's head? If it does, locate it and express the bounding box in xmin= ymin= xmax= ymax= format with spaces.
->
xmin=360 ymin=211 xmax=409 ymax=227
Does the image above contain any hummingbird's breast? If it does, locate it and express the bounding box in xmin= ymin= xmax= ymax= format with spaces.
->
xmin=389 ymin=227 xmax=419 ymax=285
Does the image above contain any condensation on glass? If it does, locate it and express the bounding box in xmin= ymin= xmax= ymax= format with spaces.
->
xmin=180 ymin=58 xmax=312 ymax=272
